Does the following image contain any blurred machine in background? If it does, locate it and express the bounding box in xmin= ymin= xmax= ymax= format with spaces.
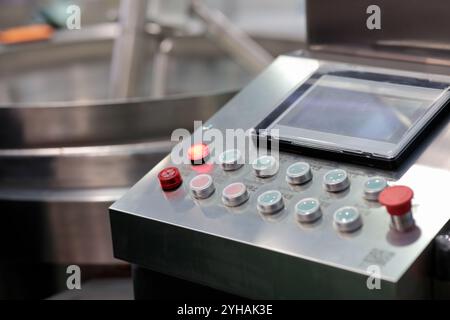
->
xmin=0 ymin=0 xmax=304 ymax=299
xmin=6 ymin=0 xmax=449 ymax=301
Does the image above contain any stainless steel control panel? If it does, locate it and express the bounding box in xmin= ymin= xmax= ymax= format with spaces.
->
xmin=110 ymin=54 xmax=450 ymax=299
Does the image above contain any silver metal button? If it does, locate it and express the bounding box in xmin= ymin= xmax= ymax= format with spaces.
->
xmin=189 ymin=174 xmax=215 ymax=199
xmin=257 ymin=190 xmax=284 ymax=215
xmin=324 ymin=169 xmax=350 ymax=192
xmin=253 ymin=155 xmax=279 ymax=178
xmin=295 ymin=198 xmax=321 ymax=223
xmin=334 ymin=206 xmax=362 ymax=233
xmin=218 ymin=149 xmax=243 ymax=171
xmin=222 ymin=182 xmax=249 ymax=207
xmin=364 ymin=177 xmax=388 ymax=201
xmin=286 ymin=162 xmax=312 ymax=185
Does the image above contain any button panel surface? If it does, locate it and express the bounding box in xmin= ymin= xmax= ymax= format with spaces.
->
xmin=167 ymin=151 xmax=399 ymax=237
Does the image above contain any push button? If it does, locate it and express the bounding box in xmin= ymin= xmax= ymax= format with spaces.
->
xmin=188 ymin=143 xmax=209 ymax=165
xmin=334 ymin=206 xmax=362 ymax=232
xmin=222 ymin=182 xmax=249 ymax=207
xmin=379 ymin=186 xmax=415 ymax=232
xmin=364 ymin=177 xmax=387 ymax=201
xmin=158 ymin=167 xmax=183 ymax=191
xmin=286 ymin=162 xmax=312 ymax=185
xmin=324 ymin=169 xmax=350 ymax=192
xmin=218 ymin=149 xmax=243 ymax=171
xmin=257 ymin=190 xmax=284 ymax=215
xmin=189 ymin=174 xmax=215 ymax=199
xmin=253 ymin=155 xmax=279 ymax=178
xmin=295 ymin=198 xmax=321 ymax=223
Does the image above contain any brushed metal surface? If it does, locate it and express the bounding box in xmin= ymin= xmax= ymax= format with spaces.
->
xmin=0 ymin=93 xmax=233 ymax=148
xmin=0 ymin=26 xmax=300 ymax=106
xmin=111 ymin=55 xmax=450 ymax=298
xmin=0 ymin=33 xmax=248 ymax=105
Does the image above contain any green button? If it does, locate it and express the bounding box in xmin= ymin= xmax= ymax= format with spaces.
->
xmin=335 ymin=207 xmax=359 ymax=223
xmin=325 ymin=169 xmax=347 ymax=183
xmin=296 ymin=199 xmax=319 ymax=214
xmin=365 ymin=177 xmax=387 ymax=190
xmin=221 ymin=149 xmax=238 ymax=162
xmin=288 ymin=163 xmax=308 ymax=175
xmin=255 ymin=156 xmax=272 ymax=168
xmin=295 ymin=197 xmax=321 ymax=223
xmin=260 ymin=191 xmax=280 ymax=204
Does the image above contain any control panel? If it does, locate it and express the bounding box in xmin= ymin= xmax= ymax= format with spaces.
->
xmin=159 ymin=147 xmax=410 ymax=235
xmin=161 ymin=134 xmax=427 ymax=246
xmin=110 ymin=54 xmax=450 ymax=299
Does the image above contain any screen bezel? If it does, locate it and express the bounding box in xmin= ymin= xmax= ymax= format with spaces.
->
xmin=256 ymin=70 xmax=450 ymax=162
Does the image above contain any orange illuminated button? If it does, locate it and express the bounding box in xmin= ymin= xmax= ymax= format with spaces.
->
xmin=158 ymin=167 xmax=183 ymax=191
xmin=0 ymin=24 xmax=54 ymax=45
xmin=188 ymin=144 xmax=210 ymax=165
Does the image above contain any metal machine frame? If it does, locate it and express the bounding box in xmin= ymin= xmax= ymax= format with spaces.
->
xmin=110 ymin=53 xmax=450 ymax=299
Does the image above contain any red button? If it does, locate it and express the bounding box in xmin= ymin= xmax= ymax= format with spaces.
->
xmin=158 ymin=167 xmax=183 ymax=191
xmin=223 ymin=183 xmax=246 ymax=196
xmin=190 ymin=174 xmax=211 ymax=189
xmin=379 ymin=186 xmax=414 ymax=216
xmin=188 ymin=144 xmax=209 ymax=165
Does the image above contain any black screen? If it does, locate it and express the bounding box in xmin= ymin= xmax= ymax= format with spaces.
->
xmin=277 ymin=75 xmax=442 ymax=143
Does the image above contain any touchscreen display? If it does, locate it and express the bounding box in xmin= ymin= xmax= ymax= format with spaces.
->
xmin=276 ymin=75 xmax=444 ymax=143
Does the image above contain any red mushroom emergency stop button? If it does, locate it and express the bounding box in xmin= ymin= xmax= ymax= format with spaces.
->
xmin=158 ymin=167 xmax=183 ymax=191
xmin=379 ymin=185 xmax=415 ymax=232
xmin=188 ymin=144 xmax=210 ymax=165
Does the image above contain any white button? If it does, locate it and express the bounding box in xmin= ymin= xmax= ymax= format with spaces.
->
xmin=218 ymin=149 xmax=243 ymax=171
xmin=189 ymin=174 xmax=215 ymax=199
xmin=253 ymin=155 xmax=279 ymax=178
xmin=257 ymin=190 xmax=284 ymax=215
xmin=286 ymin=162 xmax=312 ymax=185
xmin=334 ymin=206 xmax=362 ymax=233
xmin=295 ymin=198 xmax=321 ymax=223
xmin=364 ymin=177 xmax=387 ymax=201
xmin=222 ymin=182 xmax=249 ymax=207
xmin=323 ymin=169 xmax=350 ymax=192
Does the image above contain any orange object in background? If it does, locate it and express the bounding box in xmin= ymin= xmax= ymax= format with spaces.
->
xmin=0 ymin=24 xmax=54 ymax=45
